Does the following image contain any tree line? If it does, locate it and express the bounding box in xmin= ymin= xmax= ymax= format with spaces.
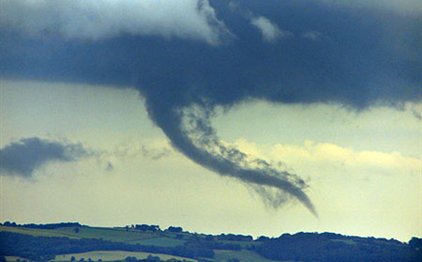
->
xmin=0 ymin=232 xmax=213 ymax=261
xmin=254 ymin=232 xmax=422 ymax=262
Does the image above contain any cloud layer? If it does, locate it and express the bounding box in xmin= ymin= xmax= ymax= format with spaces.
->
xmin=234 ymin=139 xmax=421 ymax=177
xmin=318 ymin=0 xmax=422 ymax=15
xmin=2 ymin=0 xmax=420 ymax=108
xmin=0 ymin=0 xmax=231 ymax=44
xmin=1 ymin=0 xmax=421 ymax=213
xmin=0 ymin=137 xmax=88 ymax=177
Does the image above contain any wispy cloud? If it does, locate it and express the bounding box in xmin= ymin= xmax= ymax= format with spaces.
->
xmin=302 ymin=31 xmax=328 ymax=41
xmin=234 ymin=139 xmax=421 ymax=177
xmin=250 ymin=16 xmax=292 ymax=43
xmin=408 ymin=103 xmax=422 ymax=120
xmin=0 ymin=137 xmax=89 ymax=177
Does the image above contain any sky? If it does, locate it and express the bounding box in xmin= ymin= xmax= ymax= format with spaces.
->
xmin=0 ymin=0 xmax=421 ymax=242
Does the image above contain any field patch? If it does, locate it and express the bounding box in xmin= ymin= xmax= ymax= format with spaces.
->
xmin=128 ymin=236 xmax=185 ymax=247
xmin=214 ymin=250 xmax=280 ymax=262
xmin=0 ymin=226 xmax=79 ymax=239
xmin=51 ymin=250 xmax=196 ymax=262
xmin=5 ymin=256 xmax=25 ymax=262
xmin=54 ymin=226 xmax=157 ymax=243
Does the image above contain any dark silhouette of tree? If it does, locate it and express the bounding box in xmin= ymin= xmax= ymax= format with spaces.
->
xmin=135 ymin=224 xmax=160 ymax=232
xmin=167 ymin=226 xmax=183 ymax=233
xmin=3 ymin=221 xmax=17 ymax=227
xmin=409 ymin=237 xmax=422 ymax=250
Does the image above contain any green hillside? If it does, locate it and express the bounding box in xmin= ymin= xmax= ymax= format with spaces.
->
xmin=0 ymin=225 xmax=186 ymax=248
xmin=51 ymin=251 xmax=196 ymax=262
xmin=1 ymin=222 xmax=421 ymax=262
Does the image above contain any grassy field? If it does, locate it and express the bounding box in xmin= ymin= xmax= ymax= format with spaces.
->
xmin=0 ymin=226 xmax=79 ymax=239
xmin=4 ymin=256 xmax=25 ymax=262
xmin=2 ymin=226 xmax=270 ymax=261
xmin=214 ymin=250 xmax=281 ymax=262
xmin=1 ymin=225 xmax=269 ymax=261
xmin=127 ymin=236 xmax=186 ymax=247
xmin=0 ymin=225 xmax=186 ymax=248
xmin=54 ymin=226 xmax=158 ymax=242
xmin=51 ymin=250 xmax=196 ymax=262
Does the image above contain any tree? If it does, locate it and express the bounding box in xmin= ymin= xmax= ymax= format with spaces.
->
xmin=3 ymin=221 xmax=17 ymax=227
xmin=145 ymin=255 xmax=160 ymax=261
xmin=257 ymin=236 xmax=270 ymax=241
xmin=167 ymin=226 xmax=183 ymax=233
xmin=409 ymin=237 xmax=422 ymax=250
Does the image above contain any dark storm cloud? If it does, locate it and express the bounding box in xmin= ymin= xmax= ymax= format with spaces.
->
xmin=2 ymin=0 xmax=420 ymax=108
xmin=0 ymin=0 xmax=421 ymax=213
xmin=0 ymin=137 xmax=89 ymax=177
xmin=0 ymin=0 xmax=232 ymax=44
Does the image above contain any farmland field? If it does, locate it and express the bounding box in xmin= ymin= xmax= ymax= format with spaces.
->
xmin=0 ymin=225 xmax=185 ymax=247
xmin=1 ymin=224 xmax=420 ymax=262
xmin=53 ymin=226 xmax=158 ymax=243
xmin=51 ymin=250 xmax=196 ymax=262
xmin=0 ymin=226 xmax=79 ymax=239
xmin=214 ymin=250 xmax=280 ymax=262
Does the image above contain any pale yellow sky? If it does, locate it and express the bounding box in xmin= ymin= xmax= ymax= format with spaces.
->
xmin=1 ymin=79 xmax=421 ymax=242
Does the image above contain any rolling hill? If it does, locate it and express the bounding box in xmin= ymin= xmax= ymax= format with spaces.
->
xmin=0 ymin=222 xmax=421 ymax=262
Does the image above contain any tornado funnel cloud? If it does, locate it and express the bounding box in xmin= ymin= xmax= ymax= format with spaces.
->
xmin=0 ymin=0 xmax=420 ymax=217
xmin=145 ymin=99 xmax=317 ymax=216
